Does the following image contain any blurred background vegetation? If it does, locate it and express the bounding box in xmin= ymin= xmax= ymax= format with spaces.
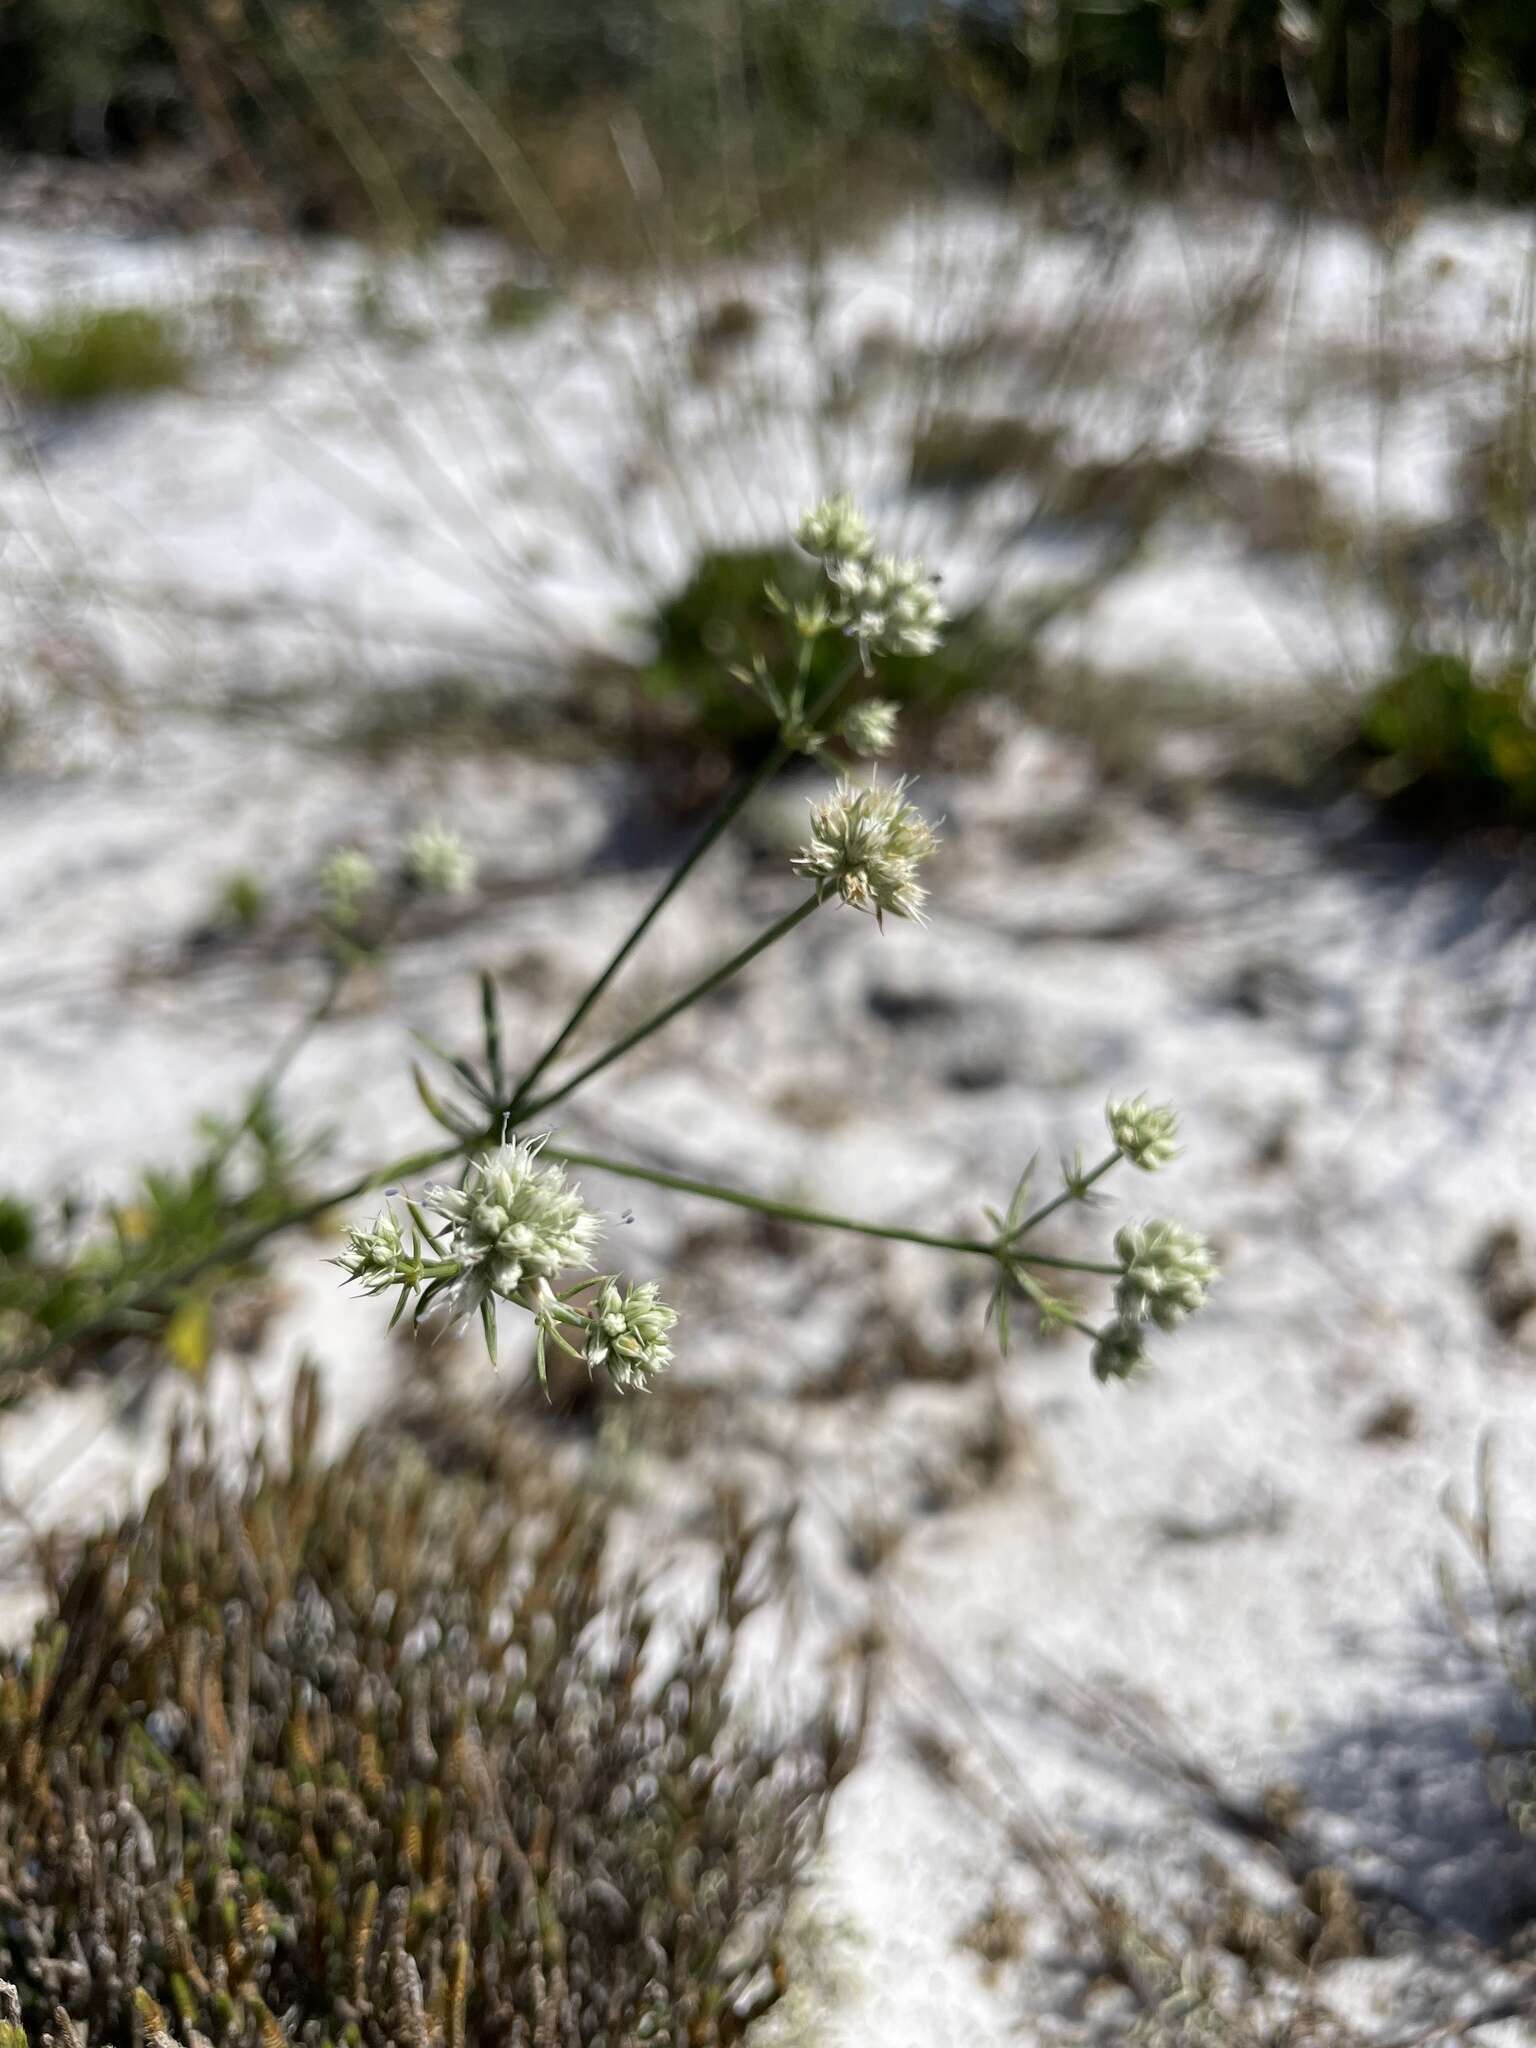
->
xmin=4 ymin=0 xmax=1536 ymax=241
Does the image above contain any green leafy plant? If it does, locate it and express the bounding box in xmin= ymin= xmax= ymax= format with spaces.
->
xmin=1359 ymin=649 xmax=1536 ymax=824
xmin=0 ymin=1100 xmax=312 ymax=1395
xmin=0 ymin=305 xmax=186 ymax=406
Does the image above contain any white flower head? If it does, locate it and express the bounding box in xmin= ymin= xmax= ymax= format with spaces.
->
xmin=793 ymin=774 xmax=939 ymax=928
xmin=841 ymin=698 xmax=900 ymax=759
xmin=1106 ymin=1095 xmax=1181 ymax=1172
xmin=337 ymin=1207 xmax=409 ymax=1294
xmin=796 ymin=493 xmax=874 ymax=563
xmin=424 ymin=1137 xmax=601 ymax=1320
xmin=320 ymin=846 xmax=376 ymax=925
xmin=585 ymin=1277 xmax=677 ymax=1393
xmin=828 ymin=552 xmax=947 ymax=665
xmin=406 ymin=824 xmax=476 ymax=896
xmin=1091 ymin=1316 xmax=1148 ymax=1384
xmin=1114 ymin=1219 xmax=1217 ymax=1332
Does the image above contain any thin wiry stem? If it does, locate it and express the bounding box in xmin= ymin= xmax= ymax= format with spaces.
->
xmin=3 ymin=1136 xmax=468 ymax=1388
xmin=518 ymin=896 xmax=822 ymax=1121
xmin=543 ymin=1145 xmax=998 ymax=1256
xmin=1008 ymin=1265 xmax=1103 ymax=1344
xmin=506 ymin=655 xmax=859 ymax=1108
xmin=544 ymin=1145 xmax=1124 ymax=1280
xmin=1014 ymin=1252 xmax=1122 ymax=1276
xmin=1009 ymin=1151 xmax=1123 ymax=1238
xmin=12 ymin=813 xmax=836 ymax=1386
xmin=507 ymin=744 xmax=788 ymax=1104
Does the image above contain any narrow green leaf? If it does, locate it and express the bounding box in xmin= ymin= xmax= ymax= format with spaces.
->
xmin=411 ymin=1062 xmax=477 ymax=1139
xmin=1004 ymin=1153 xmax=1038 ymax=1234
xmin=405 ymin=1199 xmax=447 ymax=1254
xmin=480 ymin=971 xmax=505 ymax=1102
xmin=409 ymin=1028 xmax=493 ymax=1107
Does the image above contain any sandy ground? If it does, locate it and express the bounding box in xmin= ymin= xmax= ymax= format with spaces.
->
xmin=6 ymin=192 xmax=1536 ymax=2039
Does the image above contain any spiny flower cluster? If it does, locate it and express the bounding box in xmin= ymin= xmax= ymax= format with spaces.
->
xmin=337 ymin=1208 xmax=411 ymax=1294
xmin=424 ymin=1140 xmax=600 ymax=1318
xmin=1114 ymin=1218 xmax=1217 ymax=1331
xmin=1090 ymin=1316 xmax=1148 ymax=1384
xmin=584 ymin=1279 xmax=677 ymax=1393
xmin=320 ymin=846 xmax=375 ymax=925
xmin=336 ymin=1139 xmax=675 ymax=1393
xmin=988 ymin=1095 xmax=1217 ymax=1385
xmin=1106 ymin=1095 xmax=1181 ymax=1172
xmin=794 ymin=495 xmax=948 ymax=669
xmin=794 ymin=774 xmax=939 ymax=927
xmin=841 ymin=698 xmax=900 ymax=759
xmin=406 ymin=824 xmax=477 ymax=896
xmin=827 ymin=553 xmax=947 ymax=665
xmin=320 ymin=829 xmax=477 ymax=929
xmin=796 ymin=492 xmax=874 ymax=563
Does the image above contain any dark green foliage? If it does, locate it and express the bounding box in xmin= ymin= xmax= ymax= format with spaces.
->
xmin=1359 ymin=649 xmax=1536 ymax=825
xmin=217 ymin=870 xmax=269 ymax=932
xmin=484 ymin=278 xmax=559 ymax=332
xmin=0 ymin=0 xmax=931 ymax=238
xmin=0 ymin=306 xmax=186 ymax=406
xmin=8 ymin=0 xmax=1536 ymax=235
xmin=0 ymin=1370 xmax=857 ymax=2042
xmin=0 ymin=0 xmax=171 ymax=154
xmin=637 ymin=547 xmax=996 ymax=759
xmin=0 ymin=1199 xmax=34 ymax=1263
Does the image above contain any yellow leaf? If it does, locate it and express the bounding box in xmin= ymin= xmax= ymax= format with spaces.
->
xmin=117 ymin=1205 xmax=152 ymax=1245
xmin=165 ymin=1297 xmax=213 ymax=1377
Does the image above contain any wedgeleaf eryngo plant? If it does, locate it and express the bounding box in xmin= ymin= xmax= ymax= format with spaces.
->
xmin=331 ymin=502 xmax=1218 ymax=1392
xmin=3 ymin=505 xmax=1216 ymax=1398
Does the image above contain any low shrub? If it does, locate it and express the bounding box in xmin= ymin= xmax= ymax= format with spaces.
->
xmin=0 ymin=1368 xmax=858 ymax=2042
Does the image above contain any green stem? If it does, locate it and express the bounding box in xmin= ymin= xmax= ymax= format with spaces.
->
xmin=1010 ymin=1265 xmax=1102 ymax=1342
xmin=1014 ymin=1252 xmax=1122 ymax=1277
xmin=1010 ymin=1151 xmax=1122 ymax=1240
xmin=507 ymin=744 xmax=789 ymax=1104
xmin=518 ymin=896 xmax=822 ymax=1122
xmin=542 ymin=1145 xmax=997 ymax=1258
xmin=5 ymin=1134 xmax=468 ymax=1386
xmin=505 ymin=654 xmax=859 ymax=1109
xmin=4 ymin=659 xmax=867 ymax=1389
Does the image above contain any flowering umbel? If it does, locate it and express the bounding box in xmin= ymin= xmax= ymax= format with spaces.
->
xmin=793 ymin=775 xmax=938 ymax=927
xmin=406 ymin=824 xmax=477 ymax=896
xmin=584 ymin=1278 xmax=677 ymax=1393
xmin=1091 ymin=1316 xmax=1148 ymax=1383
xmin=423 ymin=1138 xmax=601 ymax=1321
xmin=337 ymin=1209 xmax=410 ymax=1294
xmin=320 ymin=847 xmax=375 ymax=926
xmin=335 ymin=1138 xmax=678 ymax=1391
xmin=841 ymin=698 xmax=900 ymax=759
xmin=1106 ymin=1095 xmax=1180 ymax=1172
xmin=826 ymin=553 xmax=948 ymax=666
xmin=1114 ymin=1219 xmax=1218 ymax=1331
xmin=318 ymin=499 xmax=1221 ymax=1409
xmin=796 ymin=492 xmax=875 ymax=563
